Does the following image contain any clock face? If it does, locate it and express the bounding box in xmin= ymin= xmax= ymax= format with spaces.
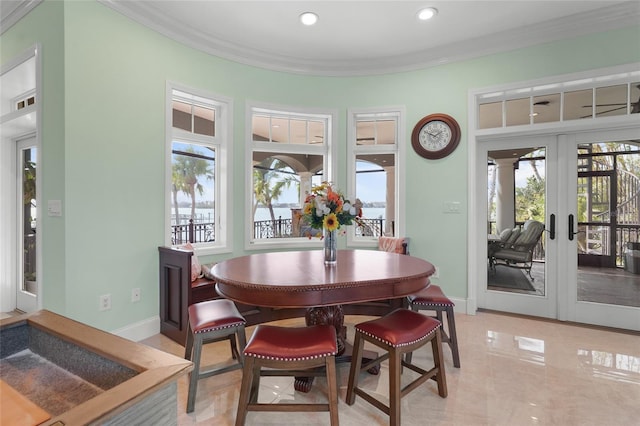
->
xmin=411 ymin=113 xmax=461 ymax=160
xmin=418 ymin=120 xmax=452 ymax=152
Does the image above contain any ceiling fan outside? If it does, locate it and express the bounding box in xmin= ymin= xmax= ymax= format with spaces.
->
xmin=581 ymin=84 xmax=640 ymax=115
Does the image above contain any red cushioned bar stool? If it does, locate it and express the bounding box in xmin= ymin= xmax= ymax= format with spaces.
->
xmin=345 ymin=309 xmax=447 ymax=426
xmin=184 ymin=299 xmax=247 ymax=413
xmin=235 ymin=324 xmax=339 ymax=426
xmin=408 ymin=284 xmax=460 ymax=368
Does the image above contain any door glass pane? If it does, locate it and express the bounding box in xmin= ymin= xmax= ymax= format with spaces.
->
xmin=488 ymin=148 xmax=546 ymax=296
xmin=21 ymin=146 xmax=37 ymax=294
xmin=576 ymin=142 xmax=640 ymax=307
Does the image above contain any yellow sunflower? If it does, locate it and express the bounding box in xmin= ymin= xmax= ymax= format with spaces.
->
xmin=323 ymin=213 xmax=339 ymax=231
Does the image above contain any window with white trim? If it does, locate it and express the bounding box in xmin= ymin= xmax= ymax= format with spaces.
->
xmin=347 ymin=108 xmax=404 ymax=243
xmin=248 ymin=104 xmax=334 ymax=247
xmin=167 ymin=86 xmax=231 ymax=252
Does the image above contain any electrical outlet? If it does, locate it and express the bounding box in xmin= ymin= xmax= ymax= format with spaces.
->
xmin=433 ymin=266 xmax=440 ymax=279
xmin=131 ymin=288 xmax=141 ymax=303
xmin=99 ymin=294 xmax=111 ymax=311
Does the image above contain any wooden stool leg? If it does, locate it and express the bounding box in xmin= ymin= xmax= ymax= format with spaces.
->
xmin=248 ymin=362 xmax=262 ymax=404
xmin=235 ymin=356 xmax=256 ymax=426
xmin=186 ymin=334 xmax=203 ymax=413
xmin=228 ymin=334 xmax=238 ymax=360
xmin=445 ymin=307 xmax=461 ymax=368
xmin=389 ymin=348 xmax=402 ymax=426
xmin=184 ymin=321 xmax=194 ymax=360
xmin=236 ymin=325 xmax=247 ymax=365
xmin=346 ymin=332 xmax=365 ymax=405
xmin=432 ymin=330 xmax=448 ymax=398
xmin=325 ymin=355 xmax=339 ymax=426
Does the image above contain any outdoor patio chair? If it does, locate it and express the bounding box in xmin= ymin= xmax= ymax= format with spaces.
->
xmin=489 ymin=220 xmax=545 ymax=279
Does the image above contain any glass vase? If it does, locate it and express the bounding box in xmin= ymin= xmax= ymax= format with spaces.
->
xmin=324 ymin=229 xmax=337 ymax=265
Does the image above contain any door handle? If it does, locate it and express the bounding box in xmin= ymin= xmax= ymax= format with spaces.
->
xmin=568 ymin=214 xmax=575 ymax=240
xmin=549 ymin=214 xmax=555 ymax=240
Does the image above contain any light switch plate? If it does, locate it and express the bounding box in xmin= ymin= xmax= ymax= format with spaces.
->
xmin=47 ymin=200 xmax=62 ymax=217
xmin=443 ymin=201 xmax=461 ymax=214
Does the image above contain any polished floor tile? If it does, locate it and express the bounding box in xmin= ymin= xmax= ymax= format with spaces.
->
xmin=140 ymin=311 xmax=640 ymax=425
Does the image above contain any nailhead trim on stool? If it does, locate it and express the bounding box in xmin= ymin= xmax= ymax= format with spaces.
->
xmin=345 ymin=309 xmax=447 ymax=426
xmin=184 ymin=299 xmax=247 ymax=413
xmin=408 ymin=284 xmax=461 ymax=368
xmin=235 ymin=324 xmax=339 ymax=426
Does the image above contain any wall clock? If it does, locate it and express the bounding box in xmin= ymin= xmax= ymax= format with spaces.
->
xmin=411 ymin=113 xmax=461 ymax=160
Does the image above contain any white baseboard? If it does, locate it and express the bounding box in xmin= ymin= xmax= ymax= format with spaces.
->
xmin=450 ymin=297 xmax=474 ymax=315
xmin=112 ymin=315 xmax=160 ymax=342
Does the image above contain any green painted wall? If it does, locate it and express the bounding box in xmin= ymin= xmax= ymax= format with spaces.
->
xmin=2 ymin=0 xmax=639 ymax=332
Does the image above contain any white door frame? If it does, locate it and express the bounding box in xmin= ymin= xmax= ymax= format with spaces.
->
xmin=16 ymin=136 xmax=38 ymax=313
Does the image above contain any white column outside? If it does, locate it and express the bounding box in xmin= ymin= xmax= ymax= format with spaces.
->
xmin=495 ymin=158 xmax=518 ymax=233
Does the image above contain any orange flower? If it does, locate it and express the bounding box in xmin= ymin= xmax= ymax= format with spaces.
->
xmin=303 ymin=203 xmax=313 ymax=215
xmin=326 ymin=187 xmax=340 ymax=202
xmin=323 ymin=213 xmax=339 ymax=231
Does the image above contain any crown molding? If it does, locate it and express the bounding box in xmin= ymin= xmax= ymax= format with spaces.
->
xmin=100 ymin=0 xmax=639 ymax=76
xmin=0 ymin=0 xmax=42 ymax=35
xmin=10 ymin=1 xmax=638 ymax=77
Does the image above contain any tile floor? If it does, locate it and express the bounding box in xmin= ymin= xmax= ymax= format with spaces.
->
xmin=140 ymin=311 xmax=640 ymax=425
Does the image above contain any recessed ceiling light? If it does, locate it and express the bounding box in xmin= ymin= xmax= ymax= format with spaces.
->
xmin=417 ymin=7 xmax=438 ymax=21
xmin=300 ymin=12 xmax=318 ymax=26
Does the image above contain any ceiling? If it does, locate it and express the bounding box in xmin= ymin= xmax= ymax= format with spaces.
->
xmin=2 ymin=1 xmax=638 ymax=76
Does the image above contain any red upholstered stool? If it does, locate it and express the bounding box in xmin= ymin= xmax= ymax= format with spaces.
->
xmin=345 ymin=309 xmax=447 ymax=426
xmin=184 ymin=299 xmax=247 ymax=413
xmin=408 ymin=284 xmax=460 ymax=368
xmin=235 ymin=324 xmax=339 ymax=426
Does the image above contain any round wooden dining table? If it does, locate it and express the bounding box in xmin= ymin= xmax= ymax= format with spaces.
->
xmin=212 ymin=249 xmax=435 ymax=391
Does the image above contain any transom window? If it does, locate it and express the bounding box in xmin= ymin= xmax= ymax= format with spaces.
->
xmin=167 ymin=86 xmax=231 ymax=253
xmin=477 ymin=65 xmax=640 ymax=129
xmin=248 ymin=105 xmax=334 ymax=248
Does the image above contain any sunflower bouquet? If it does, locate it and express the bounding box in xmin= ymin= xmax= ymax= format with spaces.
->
xmin=302 ymin=182 xmax=361 ymax=238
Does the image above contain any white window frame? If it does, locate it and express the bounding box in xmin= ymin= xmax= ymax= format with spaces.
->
xmin=347 ymin=106 xmax=406 ymax=247
xmin=165 ymin=82 xmax=233 ymax=255
xmin=245 ymin=101 xmax=337 ymax=250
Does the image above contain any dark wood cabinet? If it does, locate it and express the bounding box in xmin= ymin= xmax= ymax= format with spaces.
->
xmin=158 ymin=246 xmax=213 ymax=344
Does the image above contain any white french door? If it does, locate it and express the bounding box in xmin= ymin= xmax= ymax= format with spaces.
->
xmin=563 ymin=128 xmax=640 ymax=331
xmin=477 ymin=135 xmax=558 ymax=319
xmin=476 ymin=127 xmax=640 ymax=331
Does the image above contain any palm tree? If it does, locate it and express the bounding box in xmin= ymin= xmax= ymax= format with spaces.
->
xmin=253 ymin=157 xmax=296 ymax=222
xmin=172 ymin=147 xmax=214 ymax=223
